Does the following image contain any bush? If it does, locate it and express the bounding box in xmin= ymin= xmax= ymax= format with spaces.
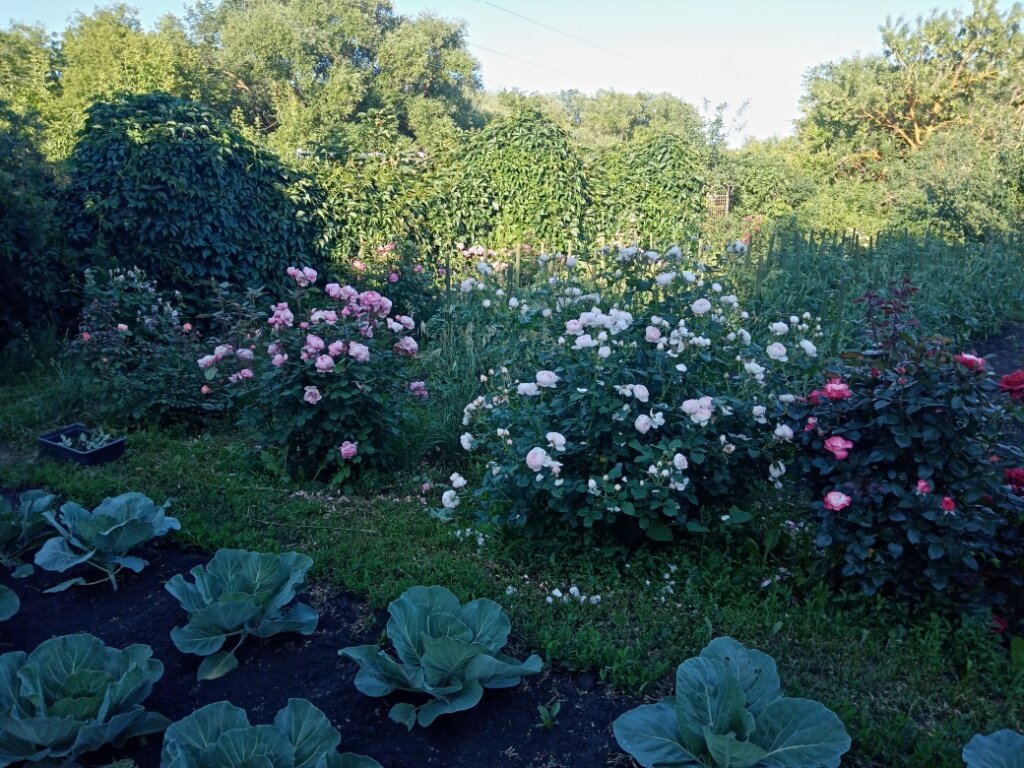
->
xmin=200 ymin=266 xmax=425 ymax=483
xmin=587 ymin=129 xmax=707 ymax=245
xmin=779 ymin=283 xmax=1021 ymax=601
xmin=0 ymin=102 xmax=70 ymax=340
xmin=66 ymin=267 xmax=264 ymax=421
xmin=432 ymin=109 xmax=588 ymax=252
xmin=62 ymin=93 xmax=328 ymax=292
xmin=451 ymin=245 xmax=821 ymax=540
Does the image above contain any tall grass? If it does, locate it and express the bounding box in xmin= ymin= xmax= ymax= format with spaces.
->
xmin=720 ymin=229 xmax=1024 ymax=351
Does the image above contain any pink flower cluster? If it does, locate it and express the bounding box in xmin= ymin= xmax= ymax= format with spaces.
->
xmin=286 ymin=266 xmax=318 ymax=287
xmin=409 ymin=381 xmax=429 ymax=399
xmin=953 ymin=352 xmax=986 ymax=371
xmin=809 ymin=378 xmax=852 ymax=404
xmin=269 ymin=303 xmax=295 ymax=328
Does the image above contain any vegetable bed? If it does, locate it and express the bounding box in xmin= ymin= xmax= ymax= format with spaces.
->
xmin=0 ymin=539 xmax=635 ymax=768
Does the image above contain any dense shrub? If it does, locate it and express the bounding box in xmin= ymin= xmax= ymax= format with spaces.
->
xmin=432 ymin=109 xmax=588 ymax=252
xmin=450 ymin=245 xmax=821 ymax=540
xmin=62 ymin=93 xmax=328 ymax=292
xmin=779 ymin=283 xmax=1021 ymax=602
xmin=587 ymin=129 xmax=707 ymax=246
xmin=66 ymin=267 xmax=263 ymax=421
xmin=0 ymin=102 xmax=70 ymax=339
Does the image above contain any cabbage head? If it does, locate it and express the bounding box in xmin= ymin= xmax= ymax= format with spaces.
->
xmin=0 ymin=633 xmax=168 ymax=767
xmin=166 ymin=549 xmax=318 ymax=681
xmin=614 ymin=636 xmax=851 ymax=768
xmin=34 ymin=492 xmax=179 ymax=592
xmin=161 ymin=699 xmax=382 ymax=768
xmin=339 ymin=585 xmax=542 ymax=729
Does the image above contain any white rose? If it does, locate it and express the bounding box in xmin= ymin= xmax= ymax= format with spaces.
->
xmin=766 ymin=342 xmax=788 ymax=361
xmin=450 ymin=472 xmax=467 ymax=489
xmin=774 ymin=424 xmax=794 ymax=441
xmin=770 ymin=321 xmax=789 ymax=335
xmin=691 ymin=298 xmax=712 ymax=315
xmin=517 ymin=382 xmax=540 ymax=396
xmin=535 ymin=370 xmax=560 ymax=388
xmin=634 ymin=414 xmax=653 ymax=434
xmin=442 ymin=490 xmax=460 ymax=509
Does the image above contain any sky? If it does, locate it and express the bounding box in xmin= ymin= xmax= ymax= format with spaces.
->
xmin=3 ymin=0 xmax=1001 ymax=142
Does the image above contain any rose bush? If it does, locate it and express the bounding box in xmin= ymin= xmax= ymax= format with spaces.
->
xmin=778 ymin=287 xmax=1021 ymax=602
xmin=200 ymin=266 xmax=424 ymax=483
xmin=447 ymin=245 xmax=821 ymax=540
xmin=67 ymin=267 xmax=262 ymax=421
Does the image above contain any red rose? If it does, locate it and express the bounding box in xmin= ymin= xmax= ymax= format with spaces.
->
xmin=953 ymin=353 xmax=986 ymax=371
xmin=941 ymin=496 xmax=956 ymax=513
xmin=1006 ymin=468 xmax=1024 ymax=493
xmin=1000 ymin=370 xmax=1024 ymax=402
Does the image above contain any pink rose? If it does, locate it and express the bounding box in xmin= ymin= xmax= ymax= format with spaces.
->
xmin=941 ymin=496 xmax=956 ymax=513
xmin=201 ymin=384 xmax=211 ymax=395
xmin=953 ymin=353 xmax=985 ymax=371
xmin=393 ymin=336 xmax=418 ymax=356
xmin=236 ymin=348 xmax=254 ymax=362
xmin=272 ymin=353 xmax=288 ymax=367
xmin=388 ymin=272 xmax=399 ymax=283
xmin=328 ymin=340 xmax=346 ymax=357
xmin=525 ymin=447 xmax=549 ymax=472
xmin=305 ymin=334 xmax=325 ymax=352
xmin=81 ymin=332 xmax=91 ymax=342
xmin=315 ymin=354 xmax=335 ymax=372
xmin=645 ymin=326 xmax=661 ymax=343
xmin=821 ymin=378 xmax=852 ymax=401
xmin=823 ymin=491 xmax=851 ymax=511
xmin=339 ymin=441 xmax=358 ymax=460
xmin=348 ymin=342 xmax=370 ymax=362
xmin=916 ymin=479 xmax=931 ymax=495
xmin=397 ymin=315 xmax=415 ymax=330
xmin=116 ymin=323 xmax=128 ymax=332
xmin=197 ymin=355 xmax=216 ymax=369
xmin=182 ymin=323 xmax=193 ymax=332
xmin=804 ymin=416 xmax=818 ymax=432
xmin=302 ymin=267 xmax=317 ymax=284
xmin=823 ymin=436 xmax=854 ymax=460
xmin=303 ymin=386 xmax=322 ymax=405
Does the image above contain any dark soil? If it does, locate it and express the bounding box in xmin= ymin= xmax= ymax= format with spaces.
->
xmin=0 ymin=539 xmax=638 ymax=768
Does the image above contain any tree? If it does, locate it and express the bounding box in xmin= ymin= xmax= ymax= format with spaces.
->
xmin=800 ymin=0 xmax=1024 ymax=156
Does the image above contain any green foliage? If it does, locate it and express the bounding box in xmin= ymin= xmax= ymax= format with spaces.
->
xmin=0 ymin=633 xmax=168 ymax=767
xmin=0 ymin=586 xmax=17 ymax=622
xmin=161 ymin=699 xmax=381 ymax=768
xmin=67 ymin=266 xmax=264 ymax=422
xmin=62 ymin=92 xmax=327 ymax=291
xmin=587 ymin=129 xmax=707 ymax=245
xmin=613 ymin=637 xmax=851 ymax=768
xmin=34 ymin=492 xmax=179 ymax=591
xmin=434 ymin=109 xmax=588 ymax=251
xmin=166 ymin=549 xmax=318 ymax=681
xmin=339 ymin=585 xmax=543 ymax=729
xmin=782 ymin=284 xmax=1020 ymax=601
xmin=962 ymin=730 xmax=1024 ymax=768
xmin=0 ymin=101 xmax=69 ymax=340
xmin=0 ymin=489 xmax=55 ymax=572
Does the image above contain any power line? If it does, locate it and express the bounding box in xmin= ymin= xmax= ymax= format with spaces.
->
xmin=471 ymin=0 xmax=675 ymax=78
xmin=468 ymin=42 xmax=570 ymax=76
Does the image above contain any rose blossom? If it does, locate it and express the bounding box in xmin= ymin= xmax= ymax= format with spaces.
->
xmin=393 ymin=336 xmax=418 ymax=356
xmin=535 ymin=370 xmax=559 ymax=388
xmin=546 ymin=432 xmax=567 ymax=451
xmin=822 ymin=378 xmax=852 ymax=400
xmin=348 ymin=342 xmax=370 ymax=362
xmin=691 ymin=298 xmax=712 ymax=315
xmin=941 ymin=496 xmax=956 ymax=513
xmin=953 ymin=353 xmax=985 ymax=371
xmin=766 ymin=342 xmax=787 ymax=361
xmin=823 ymin=436 xmax=854 ymax=460
xmin=823 ymin=491 xmax=851 ymax=511
xmin=634 ymin=414 xmax=653 ymax=434
xmin=315 ymin=354 xmax=335 ymax=372
xmin=632 ymin=384 xmax=650 ymax=403
xmin=339 ymin=441 xmax=358 ymax=460
xmin=272 ymin=353 xmax=288 ymax=367
xmin=236 ymin=348 xmax=254 ymax=362
xmin=197 ymin=355 xmax=216 ymax=369
xmin=1000 ymin=370 xmax=1024 ymax=401
xmin=442 ymin=490 xmax=460 ymax=508
xmin=460 ymin=432 xmax=474 ymax=451
xmin=450 ymin=472 xmax=467 ymax=489
xmin=645 ymin=326 xmax=662 ymax=342
xmin=774 ymin=424 xmax=794 ymax=441
xmin=328 ymin=340 xmax=346 ymax=357
xmin=182 ymin=323 xmax=193 ymax=332
xmin=525 ymin=447 xmax=550 ymax=471
xmin=916 ymin=479 xmax=931 ymax=495
xmin=303 ymin=386 xmax=322 ymax=405
xmin=517 ymin=382 xmax=540 ymax=396
xmin=200 ymin=384 xmax=211 ymax=395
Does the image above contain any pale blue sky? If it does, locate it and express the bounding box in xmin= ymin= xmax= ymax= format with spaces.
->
xmin=3 ymin=0 xmax=1004 ymax=140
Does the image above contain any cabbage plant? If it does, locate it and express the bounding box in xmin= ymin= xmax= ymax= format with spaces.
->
xmin=0 ymin=633 xmax=168 ymax=766
xmin=161 ymin=699 xmax=381 ymax=768
xmin=0 ymin=490 xmax=55 ymax=575
xmin=166 ymin=549 xmax=318 ymax=680
xmin=34 ymin=492 xmax=179 ymax=592
xmin=963 ymin=729 xmax=1024 ymax=767
xmin=614 ymin=637 xmax=851 ymax=768
xmin=0 ymin=586 xmax=16 ymax=622
xmin=339 ymin=585 xmax=543 ymax=729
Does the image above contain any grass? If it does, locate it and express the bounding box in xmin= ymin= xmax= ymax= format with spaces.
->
xmin=1 ymin=372 xmax=1022 ymax=767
